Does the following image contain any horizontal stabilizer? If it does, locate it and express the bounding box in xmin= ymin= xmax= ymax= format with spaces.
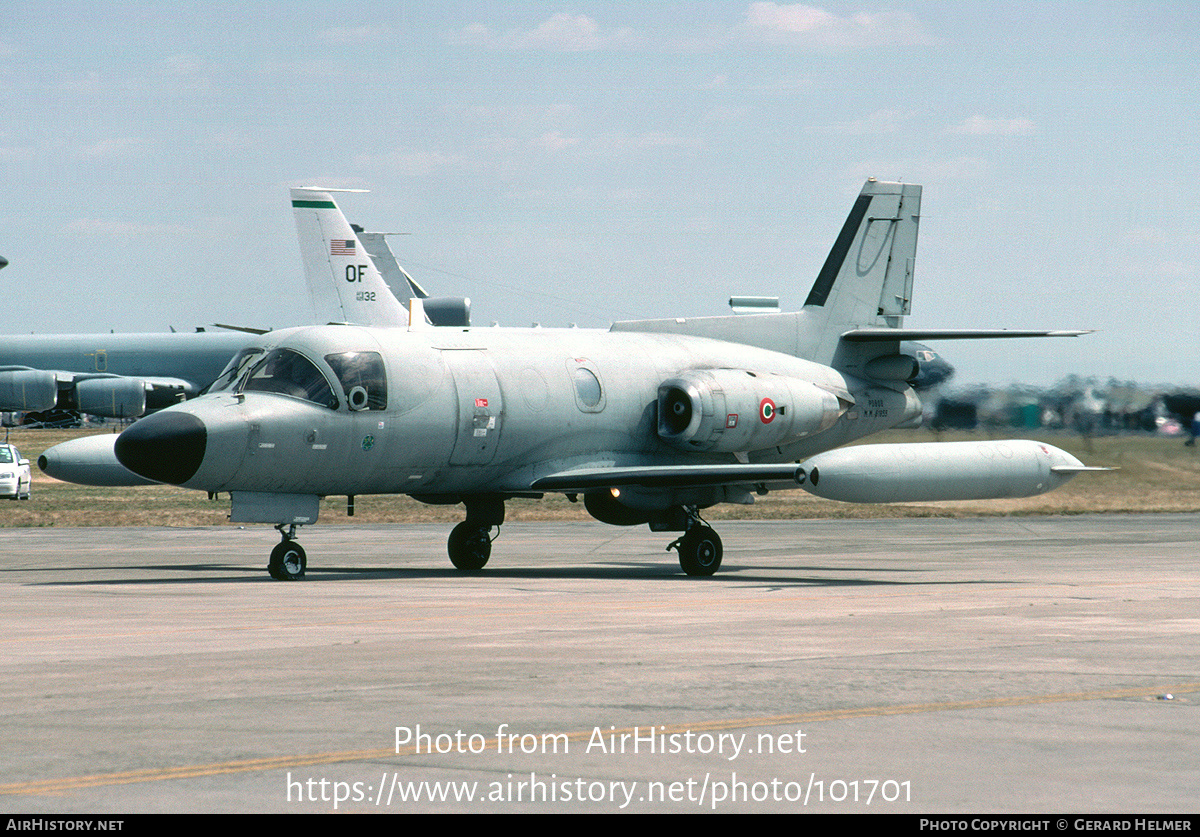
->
xmin=842 ymin=328 xmax=1092 ymax=342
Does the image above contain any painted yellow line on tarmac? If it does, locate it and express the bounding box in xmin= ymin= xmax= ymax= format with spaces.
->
xmin=5 ymin=681 xmax=1197 ymax=796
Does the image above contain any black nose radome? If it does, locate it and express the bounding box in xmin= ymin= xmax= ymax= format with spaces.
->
xmin=115 ymin=412 xmax=207 ymax=485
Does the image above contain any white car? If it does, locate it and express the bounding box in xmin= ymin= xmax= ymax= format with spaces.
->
xmin=0 ymin=443 xmax=31 ymax=500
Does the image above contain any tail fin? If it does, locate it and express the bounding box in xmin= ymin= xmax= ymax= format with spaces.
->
xmin=355 ymin=228 xmax=428 ymax=299
xmin=609 ymin=180 xmax=921 ymax=365
xmin=799 ymin=179 xmax=920 ymax=364
xmin=290 ymin=187 xmax=409 ymax=327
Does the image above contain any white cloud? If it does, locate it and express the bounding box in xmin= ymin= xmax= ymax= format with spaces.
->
xmin=0 ymin=139 xmax=34 ymax=162
xmin=451 ymin=6 xmax=928 ymax=54
xmin=593 ymin=132 xmax=701 ymax=153
xmin=806 ymin=109 xmax=912 ymax=135
xmin=317 ymin=26 xmax=390 ymax=46
xmin=450 ymin=13 xmax=640 ymax=52
xmin=948 ymin=116 xmax=1036 ymax=136
xmin=61 ymin=70 xmax=104 ymax=94
xmin=74 ymin=137 xmax=143 ymax=159
xmin=64 ymin=218 xmax=191 ymax=237
xmin=354 ymin=147 xmax=459 ymax=177
xmin=846 ymin=156 xmax=993 ymax=184
xmin=158 ymin=55 xmax=219 ymax=95
xmin=741 ymin=2 xmax=932 ymax=49
xmin=521 ymin=13 xmax=605 ymax=51
xmin=531 ymin=131 xmax=580 ymax=152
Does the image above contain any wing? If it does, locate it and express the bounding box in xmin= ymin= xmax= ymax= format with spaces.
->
xmin=531 ymin=463 xmax=806 ymax=492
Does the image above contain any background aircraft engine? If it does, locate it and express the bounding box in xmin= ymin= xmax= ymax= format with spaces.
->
xmin=657 ymin=369 xmax=844 ymax=452
xmin=0 ymin=369 xmax=57 ymax=412
xmin=75 ymin=377 xmax=148 ymax=419
xmin=864 ymin=353 xmax=919 ymax=382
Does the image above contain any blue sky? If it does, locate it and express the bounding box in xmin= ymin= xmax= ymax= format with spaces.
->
xmin=3 ymin=2 xmax=1197 ymax=385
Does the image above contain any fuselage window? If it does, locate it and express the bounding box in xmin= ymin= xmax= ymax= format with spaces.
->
xmin=574 ymin=367 xmax=602 ymax=408
xmin=325 ymin=351 xmax=388 ymax=411
xmin=242 ymin=348 xmax=338 ymax=409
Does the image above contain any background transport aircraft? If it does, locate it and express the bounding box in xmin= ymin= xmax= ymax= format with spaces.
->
xmin=354 ymin=226 xmax=471 ymax=328
xmin=97 ymin=179 xmax=1102 ymax=580
xmin=1162 ymin=390 xmax=1200 ymax=445
xmin=1 ymin=189 xmax=413 ymax=422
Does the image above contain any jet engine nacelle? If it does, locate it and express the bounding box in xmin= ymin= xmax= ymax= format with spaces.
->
xmin=75 ymin=377 xmax=148 ymax=419
xmin=0 ymin=369 xmax=58 ymax=411
xmin=657 ymin=369 xmax=844 ymax=452
xmin=423 ymin=296 xmax=472 ymax=327
xmin=801 ymin=440 xmax=1090 ymax=503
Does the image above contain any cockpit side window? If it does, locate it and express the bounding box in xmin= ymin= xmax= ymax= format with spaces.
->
xmin=242 ymin=348 xmax=338 ymax=409
xmin=205 ymin=347 xmax=264 ymax=394
xmin=325 ymin=351 xmax=387 ymax=411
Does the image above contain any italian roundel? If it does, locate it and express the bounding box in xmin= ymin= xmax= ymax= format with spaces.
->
xmin=759 ymin=397 xmax=776 ymax=424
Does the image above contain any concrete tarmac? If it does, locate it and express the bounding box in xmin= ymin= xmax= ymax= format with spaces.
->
xmin=1 ymin=515 xmax=1198 ymax=813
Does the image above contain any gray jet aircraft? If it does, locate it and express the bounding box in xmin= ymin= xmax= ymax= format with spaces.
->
xmin=94 ymin=179 xmax=1100 ymax=580
xmin=2 ymin=188 xmax=410 ymax=421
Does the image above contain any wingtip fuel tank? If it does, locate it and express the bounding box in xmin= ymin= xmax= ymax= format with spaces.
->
xmin=800 ymin=440 xmax=1091 ymax=504
xmin=38 ymin=434 xmax=161 ymax=487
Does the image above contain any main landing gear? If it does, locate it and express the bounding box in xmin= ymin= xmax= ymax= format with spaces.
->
xmin=666 ymin=510 xmax=723 ymax=577
xmin=443 ymin=497 xmax=724 ymax=576
xmin=268 ymin=523 xmax=307 ymax=581
xmin=447 ymin=496 xmax=504 ymax=572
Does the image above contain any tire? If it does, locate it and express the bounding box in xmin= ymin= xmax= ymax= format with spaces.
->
xmin=677 ymin=526 xmax=723 ymax=576
xmin=447 ymin=522 xmax=491 ymax=572
xmin=268 ymin=541 xmax=307 ymax=580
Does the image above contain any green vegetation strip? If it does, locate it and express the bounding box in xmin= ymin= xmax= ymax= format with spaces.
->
xmin=4 ymin=426 xmax=1199 ymax=527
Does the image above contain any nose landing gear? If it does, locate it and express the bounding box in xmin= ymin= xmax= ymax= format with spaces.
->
xmin=268 ymin=523 xmax=307 ymax=580
xmin=447 ymin=522 xmax=494 ymax=571
xmin=447 ymin=496 xmax=505 ymax=572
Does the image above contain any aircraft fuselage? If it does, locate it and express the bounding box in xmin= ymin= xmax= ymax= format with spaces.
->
xmin=120 ymin=323 xmax=919 ymax=502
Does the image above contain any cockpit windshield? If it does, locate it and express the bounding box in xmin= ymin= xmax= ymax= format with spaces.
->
xmin=205 ymin=347 xmax=264 ymax=394
xmin=242 ymin=348 xmax=339 ymax=409
xmin=325 ymin=351 xmax=387 ymax=411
